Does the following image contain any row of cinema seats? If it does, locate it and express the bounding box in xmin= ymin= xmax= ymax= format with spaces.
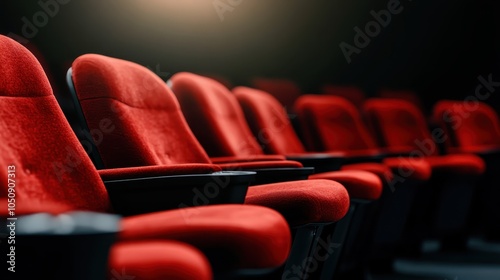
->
xmin=1 ymin=34 xmax=499 ymax=279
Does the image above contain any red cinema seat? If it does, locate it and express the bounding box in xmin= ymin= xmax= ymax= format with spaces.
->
xmin=169 ymin=74 xmax=383 ymax=278
xmin=363 ymin=98 xmax=486 ymax=249
xmin=321 ymin=84 xmax=367 ymax=109
xmin=251 ymin=77 xmax=302 ymax=113
xmin=234 ymin=86 xmax=382 ymax=200
xmin=363 ymin=98 xmax=485 ymax=176
xmin=378 ymin=88 xmax=424 ymax=113
xmin=433 ymin=100 xmax=500 ymax=240
xmin=0 ymin=199 xmax=213 ymax=280
xmin=294 ymin=95 xmax=432 ymax=183
xmin=433 ymin=100 xmax=500 ymax=153
xmin=0 ymin=35 xmax=293 ymax=277
xmin=67 ymin=54 xmax=350 ymax=278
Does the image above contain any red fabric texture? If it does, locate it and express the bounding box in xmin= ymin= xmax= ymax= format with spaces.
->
xmin=109 ymin=241 xmax=212 ymax=280
xmin=234 ymin=86 xmax=308 ymax=155
xmin=72 ymin=55 xmax=213 ymax=168
xmin=425 ymin=155 xmax=485 ymax=175
xmin=363 ymin=98 xmax=437 ymax=154
xmin=433 ymin=100 xmax=500 ymax=152
xmin=0 ymin=36 xmax=294 ymax=271
xmin=71 ymin=56 xmax=350 ymax=228
xmin=364 ymin=99 xmax=486 ymax=175
xmin=321 ymin=85 xmax=367 ymax=109
xmin=211 ymin=155 xmax=286 ymax=163
xmin=234 ymin=87 xmax=387 ymax=199
xmin=383 ymin=157 xmax=432 ymax=181
xmin=309 ymin=170 xmax=382 ymax=200
xmin=120 ymin=204 xmax=291 ymax=269
xmin=295 ymin=95 xmax=378 ymax=152
xmin=0 ymin=198 xmax=73 ymax=217
xmin=341 ymin=163 xmax=394 ymax=183
xmin=245 ymin=180 xmax=350 ymax=226
xmin=0 ymin=37 xmax=111 ymax=213
xmin=171 ymin=72 xmax=264 ymax=157
xmin=251 ymin=78 xmax=302 ymax=111
xmin=98 ymin=164 xmax=222 ymax=181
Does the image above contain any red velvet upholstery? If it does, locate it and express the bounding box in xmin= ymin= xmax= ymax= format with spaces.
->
xmin=120 ymin=204 xmax=291 ymax=268
xmin=433 ymin=100 xmax=500 ymax=153
xmin=295 ymin=95 xmax=378 ymax=152
xmin=170 ymin=73 xmax=265 ymax=157
xmin=71 ymin=55 xmax=352 ymax=229
xmin=72 ymin=55 xmax=213 ymax=168
xmin=0 ymin=38 xmax=111 ymax=213
xmin=309 ymin=171 xmax=382 ymax=200
xmin=251 ymin=78 xmax=302 ymax=111
xmin=341 ymin=163 xmax=394 ymax=183
xmin=109 ymin=241 xmax=212 ymax=280
xmin=294 ymin=95 xmax=433 ymax=181
xmin=98 ymin=164 xmax=221 ymax=181
xmin=364 ymin=98 xmax=435 ymax=153
xmin=321 ymin=85 xmax=367 ymax=109
xmin=245 ymin=180 xmax=350 ymax=226
xmin=234 ymin=86 xmax=308 ymax=155
xmin=0 ymin=35 xmax=295 ymax=270
xmin=234 ymin=87 xmax=385 ymax=198
xmin=364 ymin=98 xmax=485 ymax=175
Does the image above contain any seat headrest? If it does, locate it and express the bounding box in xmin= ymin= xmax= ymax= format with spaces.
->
xmin=0 ymin=35 xmax=52 ymax=98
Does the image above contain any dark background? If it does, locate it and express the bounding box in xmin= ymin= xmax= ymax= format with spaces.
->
xmin=1 ymin=0 xmax=499 ymax=114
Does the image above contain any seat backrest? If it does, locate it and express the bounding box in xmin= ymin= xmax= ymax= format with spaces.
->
xmin=251 ymin=78 xmax=302 ymax=112
xmin=364 ymin=98 xmax=437 ymax=155
xmin=170 ymin=73 xmax=264 ymax=157
xmin=233 ymin=86 xmax=307 ymax=155
xmin=0 ymin=36 xmax=110 ymax=212
xmin=71 ymin=55 xmax=212 ymax=168
xmin=321 ymin=85 xmax=366 ymax=109
xmin=294 ymin=95 xmax=377 ymax=152
xmin=378 ymin=89 xmax=423 ymax=111
xmin=433 ymin=100 xmax=500 ymax=150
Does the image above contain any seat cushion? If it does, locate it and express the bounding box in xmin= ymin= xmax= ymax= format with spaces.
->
xmin=310 ymin=170 xmax=382 ymax=200
xmin=109 ymin=241 xmax=212 ymax=280
xmin=245 ymin=179 xmax=350 ymax=226
xmin=341 ymin=163 xmax=394 ymax=184
xmin=425 ymin=154 xmax=485 ymax=175
xmin=383 ymin=157 xmax=432 ymax=181
xmin=119 ymin=204 xmax=291 ymax=269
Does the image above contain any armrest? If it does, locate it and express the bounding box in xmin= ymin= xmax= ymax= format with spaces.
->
xmin=98 ymin=164 xmax=222 ymax=181
xmin=342 ymin=150 xmax=386 ymax=164
xmin=103 ymin=171 xmax=256 ymax=216
xmin=285 ymin=153 xmax=345 ymax=173
xmin=448 ymin=146 xmax=500 ymax=156
xmin=210 ymin=155 xmax=286 ymax=164
xmin=218 ymin=160 xmax=313 ymax=185
xmin=2 ymin=212 xmax=119 ymax=280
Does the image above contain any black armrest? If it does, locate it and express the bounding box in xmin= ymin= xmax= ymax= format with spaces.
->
xmin=343 ymin=153 xmax=385 ymax=164
xmin=286 ymin=154 xmax=344 ymax=173
xmin=104 ymin=171 xmax=256 ymax=216
xmin=251 ymin=167 xmax=315 ymax=185
xmin=2 ymin=212 xmax=119 ymax=279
